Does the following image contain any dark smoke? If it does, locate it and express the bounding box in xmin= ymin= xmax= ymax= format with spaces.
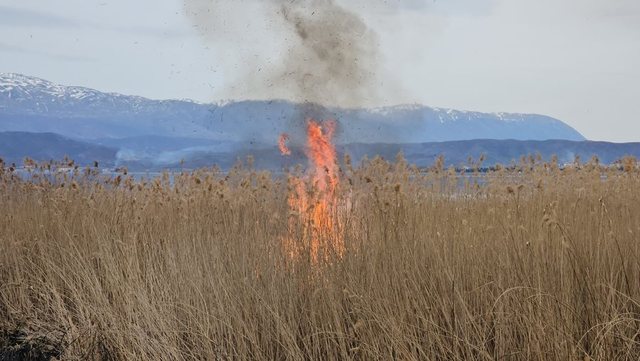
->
xmin=276 ymin=1 xmax=378 ymax=107
xmin=184 ymin=0 xmax=379 ymax=109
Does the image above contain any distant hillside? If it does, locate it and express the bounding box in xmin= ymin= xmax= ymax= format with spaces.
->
xmin=1 ymin=132 xmax=637 ymax=171
xmin=340 ymin=139 xmax=640 ymax=167
xmin=116 ymin=139 xmax=640 ymax=170
xmin=0 ymin=73 xmax=585 ymax=144
xmin=0 ymin=132 xmax=117 ymax=167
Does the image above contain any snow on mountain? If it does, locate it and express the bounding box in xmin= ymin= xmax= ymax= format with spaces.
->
xmin=0 ymin=73 xmax=201 ymax=117
xmin=1 ymin=73 xmax=139 ymax=112
xmin=0 ymin=73 xmax=586 ymax=143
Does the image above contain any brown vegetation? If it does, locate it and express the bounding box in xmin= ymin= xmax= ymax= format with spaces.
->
xmin=0 ymin=156 xmax=639 ymax=360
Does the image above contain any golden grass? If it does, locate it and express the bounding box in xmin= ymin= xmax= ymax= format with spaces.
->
xmin=0 ymin=156 xmax=639 ymax=360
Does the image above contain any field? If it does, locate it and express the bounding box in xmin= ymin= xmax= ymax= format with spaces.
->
xmin=1 ymin=155 xmax=639 ymax=360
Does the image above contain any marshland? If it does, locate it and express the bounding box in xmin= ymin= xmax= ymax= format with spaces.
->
xmin=1 ymin=155 xmax=639 ymax=360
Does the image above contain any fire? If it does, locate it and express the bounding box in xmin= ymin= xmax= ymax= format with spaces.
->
xmin=306 ymin=120 xmax=339 ymax=197
xmin=283 ymin=119 xmax=344 ymax=264
xmin=278 ymin=133 xmax=291 ymax=156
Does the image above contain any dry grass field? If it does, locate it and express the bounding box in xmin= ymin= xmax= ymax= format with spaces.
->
xmin=1 ymin=155 xmax=639 ymax=360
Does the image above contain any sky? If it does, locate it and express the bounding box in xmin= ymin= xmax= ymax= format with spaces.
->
xmin=0 ymin=0 xmax=639 ymax=142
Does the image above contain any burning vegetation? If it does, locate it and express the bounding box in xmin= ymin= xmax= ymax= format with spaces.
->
xmin=282 ymin=119 xmax=344 ymax=264
xmin=186 ymin=0 xmax=378 ymax=263
xmin=2 ymin=1 xmax=635 ymax=360
xmin=278 ymin=133 xmax=292 ymax=156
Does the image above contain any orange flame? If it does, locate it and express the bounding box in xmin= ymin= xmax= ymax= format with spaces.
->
xmin=279 ymin=133 xmax=291 ymax=156
xmin=283 ymin=119 xmax=344 ymax=265
xmin=307 ymin=120 xmax=339 ymax=198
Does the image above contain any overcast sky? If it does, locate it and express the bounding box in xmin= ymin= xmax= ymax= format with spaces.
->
xmin=1 ymin=0 xmax=639 ymax=142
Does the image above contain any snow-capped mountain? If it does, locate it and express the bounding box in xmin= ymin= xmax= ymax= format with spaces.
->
xmin=0 ymin=73 xmax=586 ymax=143
xmin=0 ymin=73 xmax=203 ymax=114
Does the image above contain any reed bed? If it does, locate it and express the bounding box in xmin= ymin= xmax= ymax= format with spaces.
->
xmin=0 ymin=156 xmax=639 ymax=360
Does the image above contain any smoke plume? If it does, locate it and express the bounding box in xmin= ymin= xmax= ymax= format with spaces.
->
xmin=184 ymin=0 xmax=380 ymax=109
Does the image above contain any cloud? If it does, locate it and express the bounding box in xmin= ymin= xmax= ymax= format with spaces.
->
xmin=340 ymin=0 xmax=494 ymax=16
xmin=0 ymin=5 xmax=188 ymax=38
xmin=493 ymin=0 xmax=640 ymax=23
xmin=0 ymin=5 xmax=80 ymax=28
xmin=0 ymin=41 xmax=94 ymax=62
xmin=395 ymin=0 xmax=492 ymax=13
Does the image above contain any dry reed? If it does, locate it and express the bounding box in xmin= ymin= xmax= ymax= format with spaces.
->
xmin=0 ymin=156 xmax=639 ymax=360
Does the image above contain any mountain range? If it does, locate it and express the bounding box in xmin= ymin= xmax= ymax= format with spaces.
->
xmin=0 ymin=73 xmax=585 ymax=142
xmin=1 ymin=72 xmax=637 ymax=170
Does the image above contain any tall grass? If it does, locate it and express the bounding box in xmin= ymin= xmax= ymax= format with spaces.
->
xmin=1 ymin=156 xmax=639 ymax=360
